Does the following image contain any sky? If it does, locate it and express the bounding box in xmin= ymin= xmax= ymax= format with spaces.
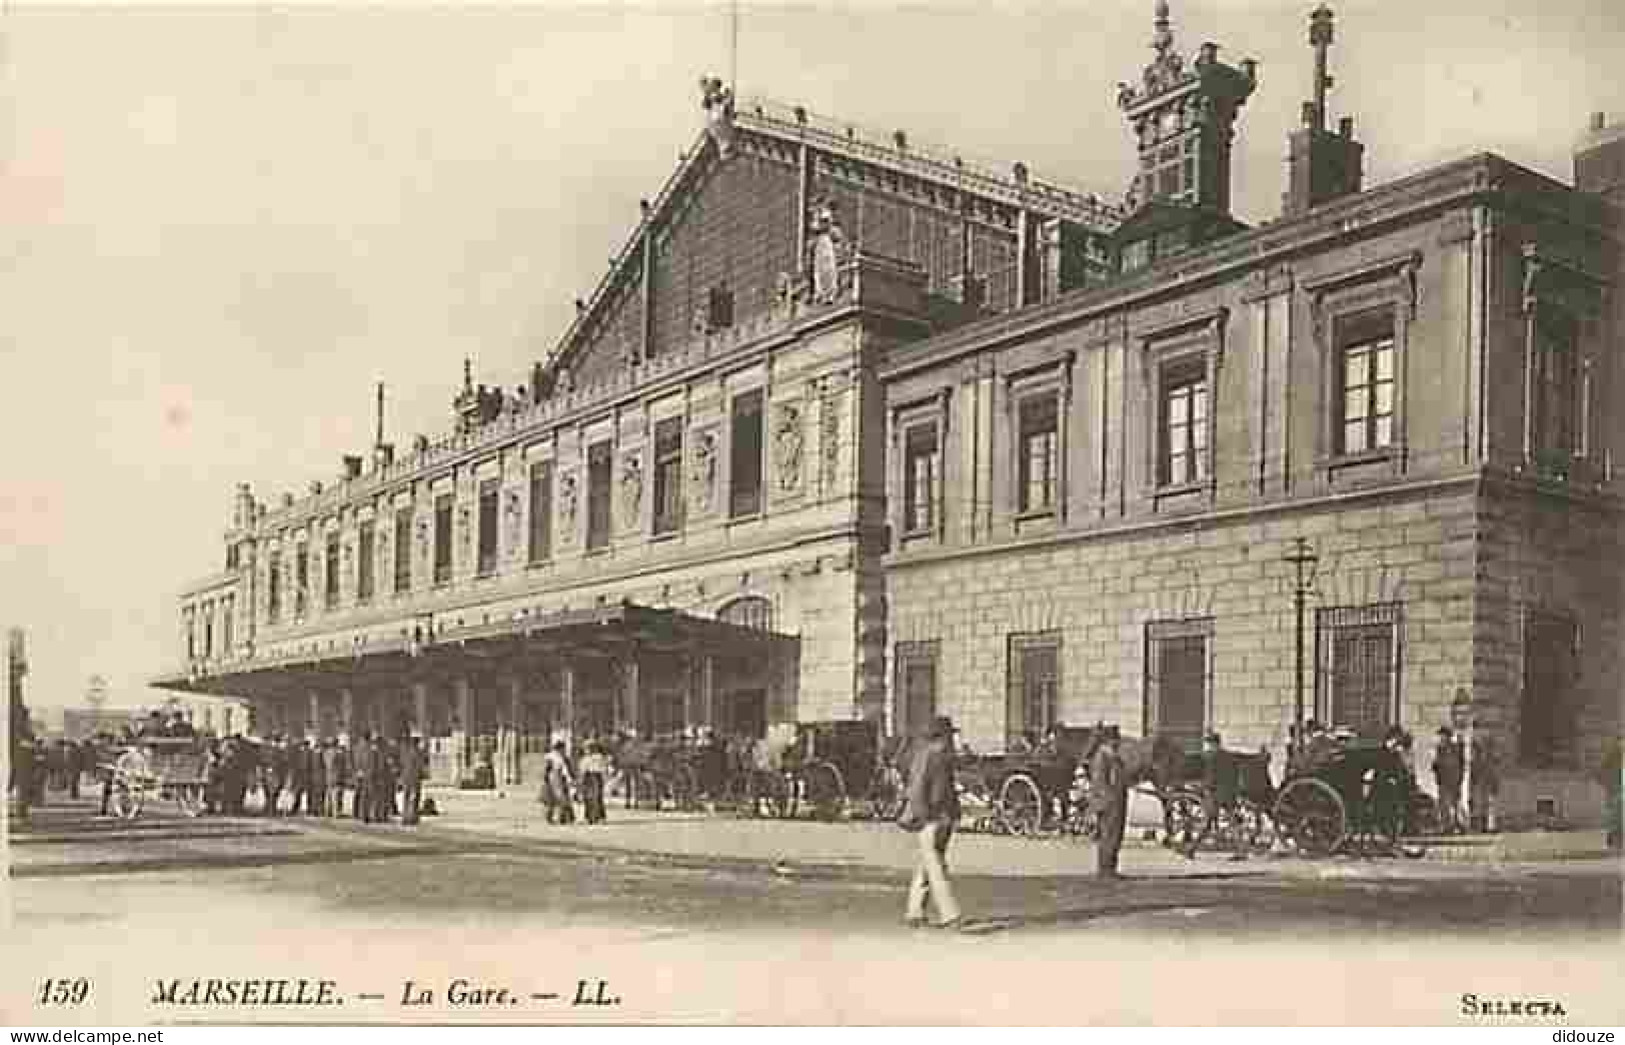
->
xmin=4 ymin=0 xmax=1623 ymax=710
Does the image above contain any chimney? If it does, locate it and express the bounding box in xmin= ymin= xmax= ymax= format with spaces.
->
xmin=342 ymin=455 xmax=364 ymax=480
xmin=374 ymin=442 xmax=395 ymax=470
xmin=1283 ymin=5 xmax=1365 ymax=217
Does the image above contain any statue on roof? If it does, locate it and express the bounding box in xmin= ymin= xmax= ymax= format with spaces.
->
xmin=700 ymin=75 xmax=735 ymax=156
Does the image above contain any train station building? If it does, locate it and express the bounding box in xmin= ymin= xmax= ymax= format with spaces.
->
xmin=156 ymin=5 xmax=1623 ymax=826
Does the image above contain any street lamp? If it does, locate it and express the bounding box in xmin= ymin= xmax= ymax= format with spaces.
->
xmin=1283 ymin=537 xmax=1320 ymax=746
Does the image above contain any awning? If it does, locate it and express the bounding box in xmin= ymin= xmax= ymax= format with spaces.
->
xmin=152 ymin=600 xmax=797 ymax=699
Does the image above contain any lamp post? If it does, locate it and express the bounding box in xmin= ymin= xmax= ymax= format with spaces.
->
xmin=1283 ymin=537 xmax=1320 ymax=746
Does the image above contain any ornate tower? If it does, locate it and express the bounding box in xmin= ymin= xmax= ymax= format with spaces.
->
xmin=1282 ymin=5 xmax=1364 ymax=216
xmin=1116 ymin=0 xmax=1257 ymax=216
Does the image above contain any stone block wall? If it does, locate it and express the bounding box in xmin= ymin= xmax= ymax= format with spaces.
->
xmin=888 ymin=484 xmax=1482 ymax=781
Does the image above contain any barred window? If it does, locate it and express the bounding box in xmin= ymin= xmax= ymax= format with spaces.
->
xmin=1316 ymin=603 xmax=1402 ymax=738
xmin=895 ymin=640 xmax=940 ymax=741
xmin=1519 ymin=609 xmax=1580 ymax=769
xmin=1007 ymin=632 xmax=1061 ymax=749
xmin=1145 ymin=618 xmax=1212 ymax=745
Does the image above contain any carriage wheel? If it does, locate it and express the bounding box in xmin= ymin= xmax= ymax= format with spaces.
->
xmin=174 ymin=785 xmax=203 ymax=818
xmin=1272 ymin=778 xmax=1347 ymax=857
xmin=997 ymin=773 xmax=1044 ymax=836
xmin=804 ymin=761 xmax=845 ymax=822
xmin=112 ymin=783 xmax=143 ymax=821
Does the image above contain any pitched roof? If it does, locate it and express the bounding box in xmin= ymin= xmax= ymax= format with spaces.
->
xmin=537 ymin=91 xmax=1125 ymax=379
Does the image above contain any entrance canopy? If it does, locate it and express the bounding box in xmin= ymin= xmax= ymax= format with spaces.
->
xmin=154 ymin=599 xmax=798 ymax=700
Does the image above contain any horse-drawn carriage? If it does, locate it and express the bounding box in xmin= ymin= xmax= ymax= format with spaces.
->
xmin=105 ymin=736 xmax=209 ymax=820
xmin=952 ymin=725 xmax=1106 ymax=836
xmin=613 ymin=735 xmax=706 ymax=812
xmin=1158 ymin=741 xmax=1278 ymax=854
xmin=1271 ymin=737 xmax=1426 ymax=857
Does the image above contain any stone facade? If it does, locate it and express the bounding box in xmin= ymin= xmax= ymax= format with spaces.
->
xmin=882 ymin=150 xmax=1624 ymax=828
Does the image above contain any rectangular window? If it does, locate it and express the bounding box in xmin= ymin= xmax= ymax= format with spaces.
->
xmin=356 ymin=520 xmax=375 ymax=603
xmin=295 ymin=546 xmax=309 ymax=617
xmin=1122 ymin=239 xmax=1152 ymax=273
xmin=1531 ymin=310 xmax=1579 ymax=468
xmin=1316 ymin=603 xmax=1401 ymax=738
xmin=528 ymin=460 xmax=553 ymax=563
xmin=1519 ymin=610 xmax=1579 ymax=769
xmin=586 ymin=441 xmax=613 ymax=551
xmin=902 ymin=422 xmax=940 ymax=535
xmin=1159 ymin=358 xmax=1209 ymax=487
xmin=1145 ymin=618 xmax=1212 ymax=745
xmin=433 ymin=494 xmax=453 ymax=585
xmin=653 ymin=418 xmax=683 ymax=536
xmin=477 ymin=478 xmax=500 ymax=576
xmin=267 ymin=552 xmax=282 ymax=623
xmin=1337 ymin=312 xmax=1396 ymax=455
xmin=730 ymin=389 xmax=764 ymax=518
xmin=202 ymin=603 xmax=213 ymax=659
xmin=894 ymin=641 xmax=939 ymax=741
xmin=324 ymin=531 xmax=340 ymax=610
xmin=1006 ymin=632 xmax=1061 ymax=750
xmin=222 ymin=597 xmax=233 ymax=654
xmin=393 ymin=508 xmax=412 ymax=594
xmin=185 ymin=610 xmax=196 ymax=660
xmin=1017 ymin=395 xmax=1059 ymax=514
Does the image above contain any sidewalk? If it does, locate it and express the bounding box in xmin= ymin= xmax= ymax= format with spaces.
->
xmin=411 ymin=785 xmax=1618 ymax=879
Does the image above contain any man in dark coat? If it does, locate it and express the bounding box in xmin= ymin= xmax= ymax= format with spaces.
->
xmin=398 ymin=736 xmax=426 ymax=825
xmin=899 ymin=715 xmax=962 ymax=927
xmin=1090 ymin=727 xmax=1128 ymax=879
xmin=370 ymin=737 xmax=397 ymax=822
xmin=352 ymin=734 xmax=375 ymax=822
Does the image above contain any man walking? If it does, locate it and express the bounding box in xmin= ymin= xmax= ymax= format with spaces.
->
xmin=398 ymin=735 xmax=426 ymax=826
xmin=1091 ymin=726 xmax=1128 ymax=879
xmin=899 ymin=715 xmax=962 ymax=929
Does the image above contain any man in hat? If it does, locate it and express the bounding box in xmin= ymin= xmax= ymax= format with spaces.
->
xmin=899 ymin=715 xmax=962 ymax=928
xmin=541 ymin=740 xmax=575 ymax=825
xmin=398 ymin=735 xmax=426 ymax=825
xmin=1090 ymin=726 xmax=1129 ymax=878
xmin=1431 ymin=726 xmax=1465 ymax=834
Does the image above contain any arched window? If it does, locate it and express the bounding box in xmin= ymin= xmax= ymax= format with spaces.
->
xmin=718 ymin=596 xmax=773 ymax=632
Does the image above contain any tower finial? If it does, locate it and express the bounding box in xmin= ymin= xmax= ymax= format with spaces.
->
xmin=1308 ymin=5 xmax=1335 ymax=133
xmin=1152 ymin=0 xmax=1174 ymax=56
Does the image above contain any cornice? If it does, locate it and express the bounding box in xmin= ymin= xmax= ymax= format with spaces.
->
xmin=881 ymin=153 xmax=1605 ymax=384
